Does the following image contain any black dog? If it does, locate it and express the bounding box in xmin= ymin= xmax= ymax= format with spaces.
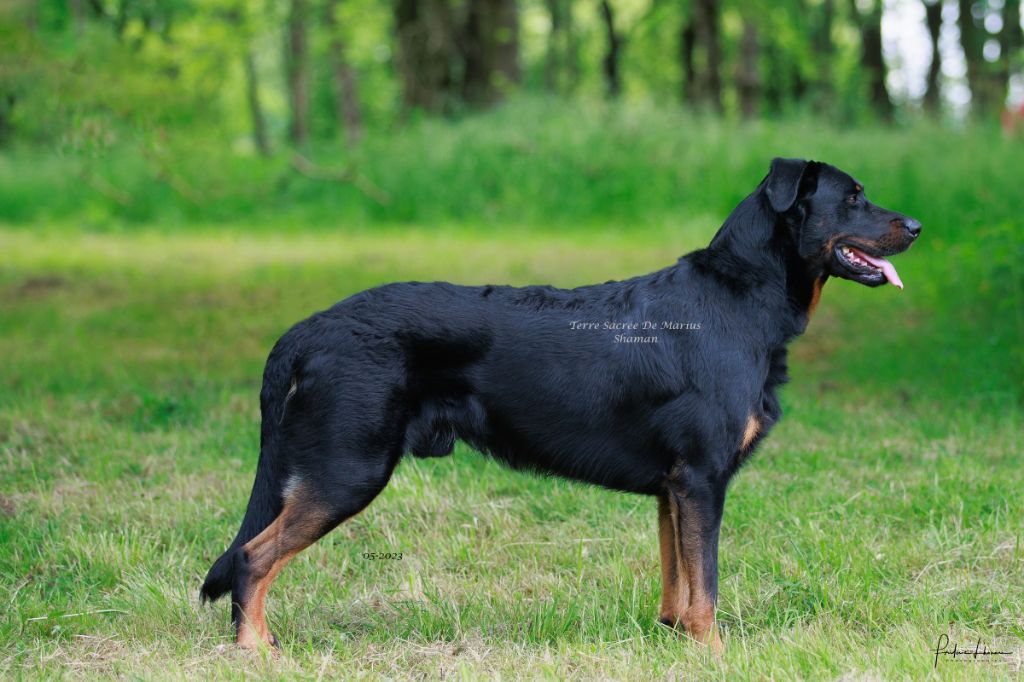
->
xmin=201 ymin=158 xmax=920 ymax=651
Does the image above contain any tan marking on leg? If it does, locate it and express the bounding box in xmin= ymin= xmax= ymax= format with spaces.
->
xmin=659 ymin=493 xmax=692 ymax=628
xmin=674 ymin=497 xmax=724 ymax=654
xmin=658 ymin=495 xmax=681 ymax=624
xmin=236 ymin=542 xmax=304 ymax=650
xmin=740 ymin=414 xmax=761 ymax=451
xmin=235 ymin=486 xmax=330 ymax=650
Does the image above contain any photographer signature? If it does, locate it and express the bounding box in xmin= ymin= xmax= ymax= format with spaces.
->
xmin=933 ymin=633 xmax=1013 ymax=668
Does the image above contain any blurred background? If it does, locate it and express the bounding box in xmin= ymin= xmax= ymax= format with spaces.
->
xmin=1 ymin=1 xmax=1022 ymax=678
xmin=1 ymin=0 xmax=1023 ymax=226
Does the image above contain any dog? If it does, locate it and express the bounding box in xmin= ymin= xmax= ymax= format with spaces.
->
xmin=201 ymin=158 xmax=920 ymax=652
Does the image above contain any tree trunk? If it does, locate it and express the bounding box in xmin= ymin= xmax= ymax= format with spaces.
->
xmin=693 ymin=0 xmax=722 ymax=113
xmin=490 ymin=0 xmax=520 ymax=90
xmin=325 ymin=0 xmax=363 ymax=146
xmin=599 ymin=0 xmax=622 ymax=98
xmin=737 ymin=19 xmax=760 ymax=120
xmin=244 ymin=51 xmax=271 ymax=156
xmin=461 ymin=0 xmax=486 ymax=102
xmin=852 ymin=0 xmax=893 ymax=121
xmin=680 ymin=20 xmax=696 ymax=104
xmin=394 ymin=0 xmax=518 ymax=111
xmin=958 ymin=0 xmax=983 ymax=115
xmin=1000 ymin=0 xmax=1023 ymax=105
xmin=286 ymin=0 xmax=310 ymax=144
xmin=0 ymin=94 xmax=14 ymax=147
xmin=957 ymin=0 xmax=1003 ymax=116
xmin=564 ymin=0 xmax=580 ymax=92
xmin=394 ymin=0 xmax=456 ymax=113
xmin=813 ymin=0 xmax=834 ymax=112
xmin=547 ymin=0 xmax=579 ymax=93
xmin=923 ymin=0 xmax=942 ymax=114
xmin=462 ymin=0 xmax=520 ymax=105
xmin=544 ymin=0 xmax=566 ymax=91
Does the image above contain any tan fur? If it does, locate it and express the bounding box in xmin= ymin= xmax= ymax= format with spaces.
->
xmin=741 ymin=414 xmax=761 ymax=451
xmin=807 ymin=277 xmax=825 ymax=318
xmin=235 ymin=485 xmax=329 ymax=650
xmin=658 ymin=494 xmax=724 ymax=654
xmin=657 ymin=495 xmax=686 ymax=624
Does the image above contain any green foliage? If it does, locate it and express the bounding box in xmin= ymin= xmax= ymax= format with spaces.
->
xmin=4 ymin=0 xmax=1020 ymax=159
xmin=0 ymin=97 xmax=1020 ymax=231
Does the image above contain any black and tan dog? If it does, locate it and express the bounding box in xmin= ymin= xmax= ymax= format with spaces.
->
xmin=201 ymin=158 xmax=920 ymax=652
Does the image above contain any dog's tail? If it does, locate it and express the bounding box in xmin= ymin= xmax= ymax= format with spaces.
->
xmin=200 ymin=340 xmax=298 ymax=604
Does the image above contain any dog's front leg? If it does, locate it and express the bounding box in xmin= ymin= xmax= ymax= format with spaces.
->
xmin=660 ymin=475 xmax=725 ymax=654
xmin=657 ymin=493 xmax=689 ymax=625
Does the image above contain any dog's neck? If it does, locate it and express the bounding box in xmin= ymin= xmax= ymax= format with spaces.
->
xmin=688 ymin=189 xmax=821 ymax=338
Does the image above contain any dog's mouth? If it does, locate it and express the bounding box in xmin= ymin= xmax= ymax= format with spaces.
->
xmin=833 ymin=244 xmax=904 ymax=289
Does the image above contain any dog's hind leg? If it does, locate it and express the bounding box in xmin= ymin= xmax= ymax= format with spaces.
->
xmin=232 ymin=371 xmax=403 ymax=652
xmin=232 ymin=454 xmax=397 ymax=650
xmin=232 ymin=484 xmax=331 ymax=650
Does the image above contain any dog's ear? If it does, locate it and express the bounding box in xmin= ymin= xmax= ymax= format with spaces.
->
xmin=765 ymin=157 xmax=809 ymax=213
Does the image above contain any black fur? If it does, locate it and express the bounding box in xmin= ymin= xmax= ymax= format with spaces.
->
xmin=202 ymin=158 xmax=920 ymax=631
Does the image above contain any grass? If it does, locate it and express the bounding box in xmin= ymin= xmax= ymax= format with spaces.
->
xmin=1 ymin=108 xmax=1022 ymax=679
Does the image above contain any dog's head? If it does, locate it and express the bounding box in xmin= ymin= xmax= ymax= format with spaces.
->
xmin=764 ymin=157 xmax=920 ymax=288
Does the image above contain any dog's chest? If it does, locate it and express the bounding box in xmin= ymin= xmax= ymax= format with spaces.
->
xmin=736 ymin=346 xmax=788 ymax=465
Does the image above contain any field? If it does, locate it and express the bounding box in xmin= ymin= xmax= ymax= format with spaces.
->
xmin=1 ymin=110 xmax=1022 ymax=679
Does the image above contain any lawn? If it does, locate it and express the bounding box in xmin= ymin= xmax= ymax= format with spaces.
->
xmin=1 ymin=115 xmax=1022 ymax=679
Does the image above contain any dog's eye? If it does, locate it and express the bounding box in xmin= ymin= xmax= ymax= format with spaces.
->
xmin=846 ymin=194 xmax=859 ymax=206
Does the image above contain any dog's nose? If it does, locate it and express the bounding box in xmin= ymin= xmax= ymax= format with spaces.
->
xmin=902 ymin=218 xmax=922 ymax=238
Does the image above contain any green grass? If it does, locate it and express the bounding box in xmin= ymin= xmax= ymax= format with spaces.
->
xmin=1 ymin=109 xmax=1022 ymax=679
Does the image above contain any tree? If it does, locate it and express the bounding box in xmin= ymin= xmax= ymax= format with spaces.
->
xmin=737 ymin=18 xmax=760 ymax=119
xmin=599 ymin=0 xmax=622 ymax=98
xmin=325 ymin=0 xmax=363 ymax=146
xmin=544 ymin=0 xmax=578 ymax=93
xmin=286 ymin=0 xmax=310 ymax=144
xmin=958 ymin=0 xmax=984 ymax=114
xmin=957 ymin=0 xmax=1003 ymax=116
xmin=812 ymin=0 xmax=835 ymax=112
xmin=393 ymin=0 xmax=456 ymax=113
xmin=462 ymin=0 xmax=521 ymax=105
xmin=692 ymin=0 xmax=722 ymax=113
xmin=679 ymin=19 xmax=696 ymax=104
xmin=850 ymin=0 xmax=893 ymax=121
xmin=243 ymin=51 xmax=271 ymax=156
xmin=0 ymin=93 xmax=14 ymax=147
xmin=1000 ymin=0 xmax=1023 ymax=105
xmin=226 ymin=3 xmax=271 ymax=157
xmin=393 ymin=0 xmax=519 ymax=112
xmin=922 ymin=0 xmax=943 ymax=114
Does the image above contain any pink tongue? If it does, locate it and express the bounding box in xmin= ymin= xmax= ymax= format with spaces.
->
xmin=855 ymin=250 xmax=903 ymax=289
